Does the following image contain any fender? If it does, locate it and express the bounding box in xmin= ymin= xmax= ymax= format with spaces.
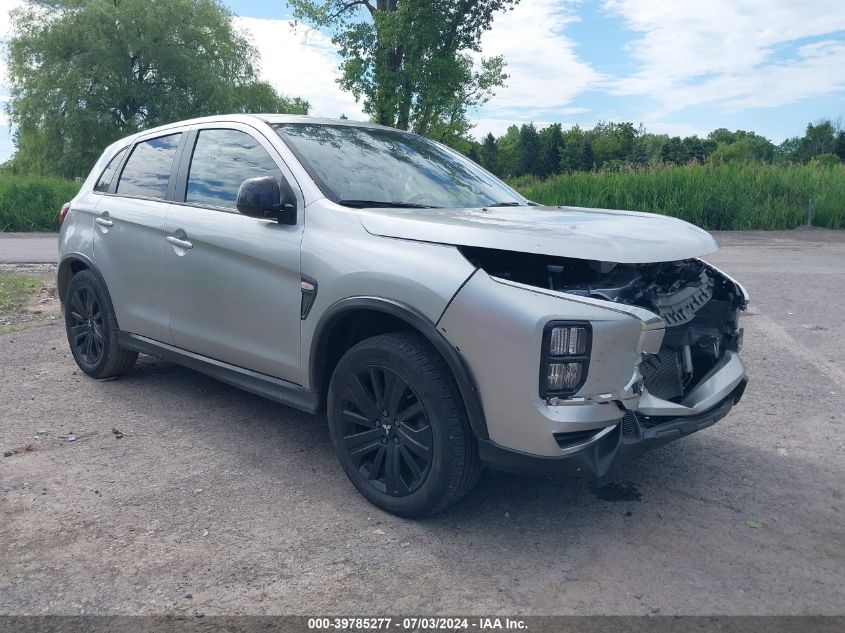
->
xmin=310 ymin=297 xmax=490 ymax=441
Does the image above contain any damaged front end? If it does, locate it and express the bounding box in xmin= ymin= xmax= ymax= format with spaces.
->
xmin=459 ymin=246 xmax=748 ymax=407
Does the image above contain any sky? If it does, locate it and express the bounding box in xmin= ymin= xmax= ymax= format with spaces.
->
xmin=1 ymin=0 xmax=844 ymax=162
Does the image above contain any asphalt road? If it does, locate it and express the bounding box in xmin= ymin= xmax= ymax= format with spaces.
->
xmin=0 ymin=229 xmax=843 ymax=615
xmin=0 ymin=233 xmax=58 ymax=263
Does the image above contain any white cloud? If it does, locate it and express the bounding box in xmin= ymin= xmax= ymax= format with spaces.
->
xmin=478 ymin=0 xmax=602 ymax=117
xmin=0 ymin=0 xmax=21 ymax=39
xmin=0 ymin=0 xmax=24 ymax=92
xmin=234 ymin=17 xmax=366 ymax=120
xmin=604 ymin=0 xmax=845 ymax=113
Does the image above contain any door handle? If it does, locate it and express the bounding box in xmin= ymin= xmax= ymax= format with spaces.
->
xmin=95 ymin=217 xmax=113 ymax=227
xmin=166 ymin=236 xmax=193 ymax=250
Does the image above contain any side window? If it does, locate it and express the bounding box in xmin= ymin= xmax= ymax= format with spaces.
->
xmin=116 ymin=133 xmax=182 ymax=199
xmin=94 ymin=147 xmax=128 ymax=193
xmin=186 ymin=129 xmax=282 ymax=210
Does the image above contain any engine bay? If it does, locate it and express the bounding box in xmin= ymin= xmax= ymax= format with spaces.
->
xmin=459 ymin=246 xmax=746 ymax=402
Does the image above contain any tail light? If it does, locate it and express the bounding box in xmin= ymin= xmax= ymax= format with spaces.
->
xmin=540 ymin=322 xmax=591 ymax=398
xmin=59 ymin=202 xmax=71 ymax=225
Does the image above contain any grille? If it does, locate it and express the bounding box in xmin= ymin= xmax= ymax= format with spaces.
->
xmin=641 ymin=348 xmax=684 ymax=400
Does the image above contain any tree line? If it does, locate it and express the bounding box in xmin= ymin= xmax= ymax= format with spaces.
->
xmin=462 ymin=120 xmax=845 ymax=180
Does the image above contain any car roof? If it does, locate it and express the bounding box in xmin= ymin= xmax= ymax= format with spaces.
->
xmin=125 ymin=114 xmax=394 ymax=140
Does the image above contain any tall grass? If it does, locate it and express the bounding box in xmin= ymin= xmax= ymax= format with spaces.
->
xmin=510 ymin=162 xmax=845 ymax=230
xmin=0 ymin=174 xmax=80 ymax=232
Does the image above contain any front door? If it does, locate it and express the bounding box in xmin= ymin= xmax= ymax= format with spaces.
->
xmin=163 ymin=125 xmax=303 ymax=383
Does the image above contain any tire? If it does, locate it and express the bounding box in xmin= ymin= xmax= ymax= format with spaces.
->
xmin=327 ymin=332 xmax=481 ymax=517
xmin=64 ymin=269 xmax=137 ymax=378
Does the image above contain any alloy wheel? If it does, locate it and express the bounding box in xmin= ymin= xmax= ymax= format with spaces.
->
xmin=338 ymin=365 xmax=434 ymax=496
xmin=68 ymin=286 xmax=104 ymax=366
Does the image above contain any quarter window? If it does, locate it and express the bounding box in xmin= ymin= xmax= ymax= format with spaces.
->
xmin=94 ymin=147 xmax=128 ymax=193
xmin=186 ymin=129 xmax=282 ymax=210
xmin=116 ymin=133 xmax=182 ymax=199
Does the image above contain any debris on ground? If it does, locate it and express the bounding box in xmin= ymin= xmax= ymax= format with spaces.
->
xmin=4 ymin=444 xmax=35 ymax=457
xmin=112 ymin=428 xmax=124 ymax=439
xmin=746 ymin=519 xmax=762 ymax=529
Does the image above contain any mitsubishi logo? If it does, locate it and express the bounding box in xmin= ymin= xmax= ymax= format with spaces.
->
xmin=382 ymin=424 xmax=392 ymax=435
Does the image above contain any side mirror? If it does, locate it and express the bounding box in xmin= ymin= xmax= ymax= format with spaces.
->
xmin=236 ymin=176 xmax=297 ymax=225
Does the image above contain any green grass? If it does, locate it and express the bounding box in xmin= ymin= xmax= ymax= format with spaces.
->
xmin=0 ymin=273 xmax=41 ymax=311
xmin=510 ymin=162 xmax=845 ymax=230
xmin=0 ymin=174 xmax=80 ymax=232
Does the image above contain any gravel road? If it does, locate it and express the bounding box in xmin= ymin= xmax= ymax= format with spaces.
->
xmin=1 ymin=229 xmax=843 ymax=616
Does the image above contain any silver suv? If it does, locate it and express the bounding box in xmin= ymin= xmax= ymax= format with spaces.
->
xmin=58 ymin=115 xmax=748 ymax=517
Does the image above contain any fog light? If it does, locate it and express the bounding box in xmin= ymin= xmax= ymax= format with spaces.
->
xmin=549 ymin=326 xmax=588 ymax=356
xmin=547 ymin=362 xmax=583 ymax=391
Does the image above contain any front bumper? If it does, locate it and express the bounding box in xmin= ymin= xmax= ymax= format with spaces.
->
xmin=478 ymin=378 xmax=747 ymax=476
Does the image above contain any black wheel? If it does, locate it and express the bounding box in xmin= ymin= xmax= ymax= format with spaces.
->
xmin=327 ymin=332 xmax=481 ymax=517
xmin=64 ymin=270 xmax=137 ymax=378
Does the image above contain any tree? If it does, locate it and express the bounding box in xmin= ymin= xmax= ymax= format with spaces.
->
xmin=559 ymin=125 xmax=586 ymax=173
xmin=709 ymin=135 xmax=775 ymax=164
xmin=537 ymin=123 xmax=563 ymax=178
xmin=590 ymin=121 xmax=638 ymax=168
xmin=581 ymin=138 xmax=595 ymax=171
xmin=289 ymin=0 xmax=518 ymax=141
xmin=787 ymin=120 xmax=839 ymax=163
xmin=495 ymin=125 xmax=521 ymax=177
xmin=835 ymin=131 xmax=845 ymax=162
xmin=517 ymin=123 xmax=540 ymax=177
xmin=479 ymin=132 xmax=498 ymax=173
xmin=6 ymin=0 xmax=309 ymax=177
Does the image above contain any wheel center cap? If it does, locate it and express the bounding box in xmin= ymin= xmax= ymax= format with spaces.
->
xmin=382 ymin=423 xmax=392 ymax=436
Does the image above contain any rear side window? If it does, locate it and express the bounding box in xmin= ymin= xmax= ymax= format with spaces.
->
xmin=117 ymin=133 xmax=182 ymax=199
xmin=94 ymin=147 xmax=127 ymax=193
xmin=186 ymin=129 xmax=282 ymax=210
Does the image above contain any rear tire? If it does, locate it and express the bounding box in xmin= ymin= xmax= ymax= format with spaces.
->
xmin=327 ymin=332 xmax=481 ymax=517
xmin=64 ymin=270 xmax=137 ymax=378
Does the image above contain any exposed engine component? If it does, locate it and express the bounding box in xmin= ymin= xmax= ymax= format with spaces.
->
xmin=459 ymin=246 xmax=745 ymax=402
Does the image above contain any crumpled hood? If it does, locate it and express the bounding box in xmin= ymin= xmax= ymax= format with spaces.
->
xmin=356 ymin=205 xmax=719 ymax=263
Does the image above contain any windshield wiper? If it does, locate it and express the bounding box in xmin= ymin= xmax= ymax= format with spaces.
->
xmin=337 ymin=199 xmax=439 ymax=209
xmin=485 ymin=201 xmax=526 ymax=207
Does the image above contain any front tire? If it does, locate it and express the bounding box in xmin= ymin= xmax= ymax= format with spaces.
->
xmin=327 ymin=332 xmax=481 ymax=517
xmin=64 ymin=270 xmax=137 ymax=378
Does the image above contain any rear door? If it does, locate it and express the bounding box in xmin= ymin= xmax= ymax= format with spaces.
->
xmin=93 ymin=130 xmax=187 ymax=342
xmin=163 ymin=123 xmax=304 ymax=382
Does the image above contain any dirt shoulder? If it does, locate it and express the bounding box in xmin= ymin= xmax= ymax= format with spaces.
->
xmin=0 ymin=264 xmax=61 ymax=335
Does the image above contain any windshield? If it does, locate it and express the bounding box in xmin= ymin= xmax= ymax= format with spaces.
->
xmin=273 ymin=123 xmax=526 ymax=209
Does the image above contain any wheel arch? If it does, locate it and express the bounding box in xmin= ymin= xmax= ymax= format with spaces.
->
xmin=58 ymin=254 xmax=114 ymax=316
xmin=310 ymin=297 xmax=489 ymax=441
